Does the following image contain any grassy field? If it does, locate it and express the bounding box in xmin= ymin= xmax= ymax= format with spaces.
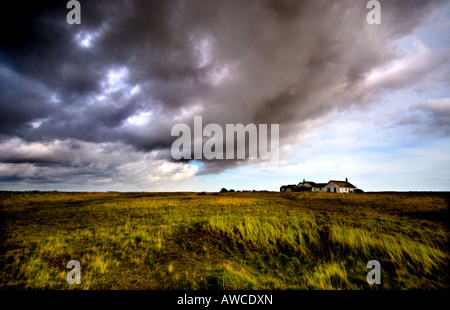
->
xmin=0 ymin=191 xmax=448 ymax=290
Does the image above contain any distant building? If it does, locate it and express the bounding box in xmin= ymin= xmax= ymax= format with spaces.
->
xmin=310 ymin=183 xmax=328 ymax=192
xmin=322 ymin=179 xmax=357 ymax=193
xmin=280 ymin=177 xmax=358 ymax=193
xmin=280 ymin=184 xmax=297 ymax=192
xmin=297 ymin=179 xmax=319 ymax=192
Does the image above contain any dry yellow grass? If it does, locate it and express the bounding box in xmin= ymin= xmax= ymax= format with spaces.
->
xmin=0 ymin=191 xmax=448 ymax=289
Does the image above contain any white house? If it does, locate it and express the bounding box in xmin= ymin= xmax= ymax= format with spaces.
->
xmin=280 ymin=177 xmax=358 ymax=193
xmin=311 ymin=183 xmax=328 ymax=192
xmin=297 ymin=179 xmax=319 ymax=191
xmin=322 ymin=178 xmax=356 ymax=193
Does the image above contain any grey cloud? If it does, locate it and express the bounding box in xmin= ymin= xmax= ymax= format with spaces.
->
xmin=417 ymin=98 xmax=450 ymax=136
xmin=0 ymin=139 xmax=198 ymax=189
xmin=0 ymin=67 xmax=58 ymax=136
xmin=396 ymin=98 xmax=450 ymax=137
xmin=0 ymin=0 xmax=448 ymax=186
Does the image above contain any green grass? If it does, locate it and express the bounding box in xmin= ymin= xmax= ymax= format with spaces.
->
xmin=0 ymin=191 xmax=448 ymax=289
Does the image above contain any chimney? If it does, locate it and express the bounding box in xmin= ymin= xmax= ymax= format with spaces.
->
xmin=345 ymin=177 xmax=348 ymax=182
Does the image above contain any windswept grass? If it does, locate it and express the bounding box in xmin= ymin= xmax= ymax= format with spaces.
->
xmin=0 ymin=191 xmax=448 ymax=289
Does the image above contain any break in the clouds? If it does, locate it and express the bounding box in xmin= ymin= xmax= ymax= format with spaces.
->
xmin=0 ymin=0 xmax=449 ymax=191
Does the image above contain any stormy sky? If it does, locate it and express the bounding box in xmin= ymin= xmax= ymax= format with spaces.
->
xmin=0 ymin=0 xmax=449 ymax=191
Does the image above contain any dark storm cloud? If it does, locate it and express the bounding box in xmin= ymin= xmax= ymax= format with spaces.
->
xmin=0 ymin=0 xmax=447 ymax=182
xmin=0 ymin=67 xmax=56 ymax=135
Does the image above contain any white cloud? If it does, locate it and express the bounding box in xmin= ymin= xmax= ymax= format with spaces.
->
xmin=125 ymin=110 xmax=153 ymax=126
xmin=74 ymin=23 xmax=108 ymax=49
xmin=195 ymin=38 xmax=213 ymax=68
xmin=0 ymin=138 xmax=199 ymax=191
xmin=364 ymin=38 xmax=450 ymax=93
xmin=173 ymin=103 xmax=204 ymax=122
xmin=419 ymin=97 xmax=450 ymax=111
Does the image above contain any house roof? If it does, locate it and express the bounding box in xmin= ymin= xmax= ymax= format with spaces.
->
xmin=283 ymin=179 xmax=357 ymax=190
xmin=298 ymin=181 xmax=318 ymax=187
xmin=328 ymin=180 xmax=356 ymax=188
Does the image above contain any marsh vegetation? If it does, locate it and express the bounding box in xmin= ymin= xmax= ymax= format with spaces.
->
xmin=0 ymin=191 xmax=448 ymax=289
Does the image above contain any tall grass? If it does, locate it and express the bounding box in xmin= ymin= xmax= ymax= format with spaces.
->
xmin=0 ymin=191 xmax=448 ymax=289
